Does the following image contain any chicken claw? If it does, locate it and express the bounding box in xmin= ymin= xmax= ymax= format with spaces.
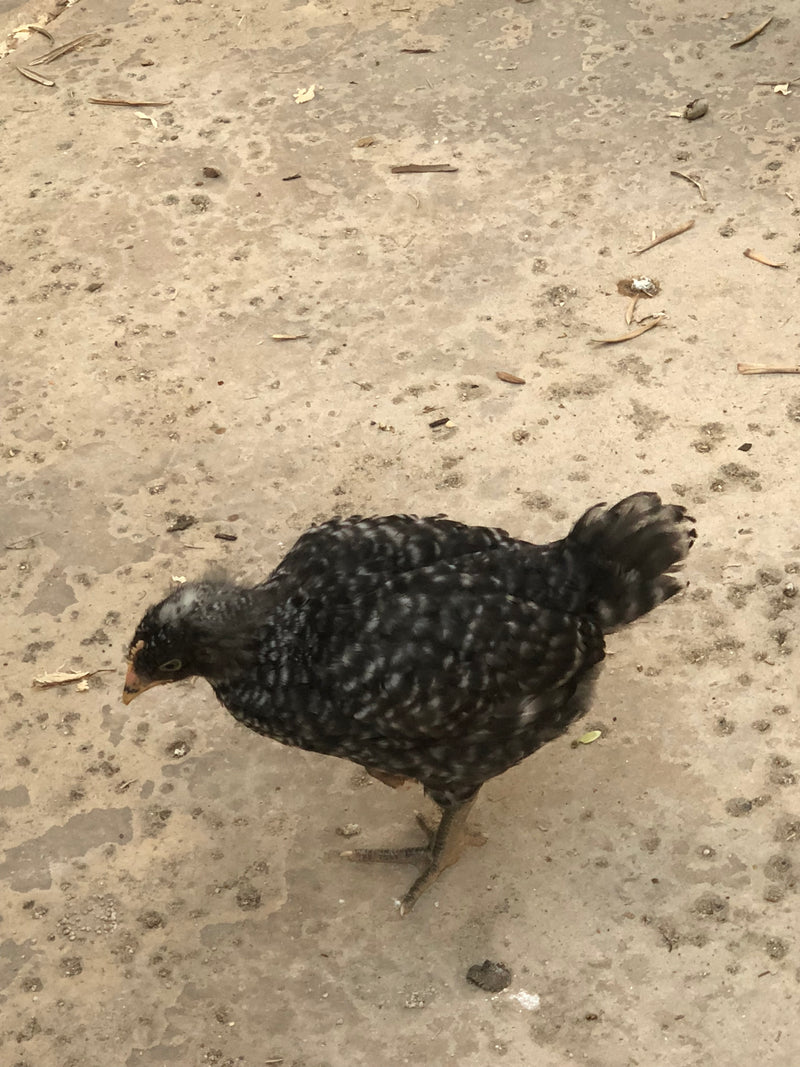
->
xmin=341 ymin=794 xmax=485 ymax=915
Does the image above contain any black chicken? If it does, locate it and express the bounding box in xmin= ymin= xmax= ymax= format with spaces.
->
xmin=123 ymin=492 xmax=694 ymax=913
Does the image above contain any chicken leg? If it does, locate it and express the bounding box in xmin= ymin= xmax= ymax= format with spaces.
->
xmin=341 ymin=792 xmax=485 ymax=915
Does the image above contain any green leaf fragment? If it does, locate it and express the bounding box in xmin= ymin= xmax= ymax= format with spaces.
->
xmin=578 ymin=730 xmax=602 ymax=745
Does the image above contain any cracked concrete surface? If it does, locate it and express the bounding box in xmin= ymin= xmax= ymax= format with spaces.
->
xmin=2 ymin=0 xmax=800 ymax=1064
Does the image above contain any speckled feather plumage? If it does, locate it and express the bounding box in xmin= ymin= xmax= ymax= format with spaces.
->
xmin=128 ymin=494 xmax=694 ymax=806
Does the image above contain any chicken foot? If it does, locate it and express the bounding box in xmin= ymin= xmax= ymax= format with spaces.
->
xmin=341 ymin=793 xmax=485 ymax=915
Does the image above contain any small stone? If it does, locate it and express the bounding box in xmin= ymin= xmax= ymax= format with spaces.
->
xmin=203 ymin=166 xmax=222 ymax=178
xmin=166 ymin=513 xmax=197 ymax=532
xmin=86 ymin=281 xmax=104 ymax=292
xmin=466 ymin=960 xmax=512 ymax=993
xmin=725 ymin=797 xmax=752 ymax=817
xmin=60 ymin=957 xmax=83 ymax=977
xmin=683 ymin=98 xmax=708 ymax=121
xmin=335 ymin=823 xmax=361 ymax=838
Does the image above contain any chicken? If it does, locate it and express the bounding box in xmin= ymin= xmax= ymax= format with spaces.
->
xmin=123 ymin=492 xmax=694 ymax=913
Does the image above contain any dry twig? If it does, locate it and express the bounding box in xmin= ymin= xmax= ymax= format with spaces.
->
xmin=744 ymin=248 xmax=787 ymax=269
xmin=730 ymin=16 xmax=773 ymax=48
xmin=631 ymin=220 xmax=694 ymax=255
xmin=591 ymin=318 xmax=663 ymax=345
xmin=390 ymin=163 xmax=458 ymax=173
xmin=89 ymin=97 xmax=172 ymax=106
xmin=738 ymin=363 xmax=800 ymax=375
xmin=670 ymin=170 xmax=706 ymax=201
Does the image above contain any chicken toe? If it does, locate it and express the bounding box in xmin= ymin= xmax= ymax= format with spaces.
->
xmin=341 ymin=794 xmax=484 ymax=914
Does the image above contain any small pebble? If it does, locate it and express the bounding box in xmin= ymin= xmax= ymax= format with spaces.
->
xmin=336 ymin=823 xmax=361 ymax=838
xmin=683 ymin=98 xmax=708 ymax=121
xmin=466 ymin=960 xmax=512 ymax=993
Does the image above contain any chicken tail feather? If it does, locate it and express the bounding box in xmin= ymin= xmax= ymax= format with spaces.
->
xmin=567 ymin=492 xmax=696 ymax=631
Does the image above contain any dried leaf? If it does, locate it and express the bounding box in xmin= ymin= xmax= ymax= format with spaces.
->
xmin=26 ymin=24 xmax=55 ymax=43
xmin=496 ymin=371 xmax=526 ymax=384
xmin=744 ymin=248 xmax=787 ymax=268
xmin=16 ymin=65 xmax=55 ymax=86
xmin=578 ymin=730 xmax=602 ymax=745
xmin=390 ymin=163 xmax=458 ymax=174
xmin=590 ymin=318 xmax=663 ymax=344
xmin=29 ymin=33 xmax=97 ymax=66
xmin=271 ymin=333 xmax=308 ymax=341
xmin=293 ymin=84 xmax=316 ymax=103
xmin=33 ymin=669 xmax=112 ymax=689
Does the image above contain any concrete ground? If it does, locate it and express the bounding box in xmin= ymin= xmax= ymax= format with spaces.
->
xmin=2 ymin=0 xmax=799 ymax=1064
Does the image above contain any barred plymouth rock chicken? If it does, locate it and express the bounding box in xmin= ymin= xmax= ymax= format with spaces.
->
xmin=123 ymin=492 xmax=694 ymax=914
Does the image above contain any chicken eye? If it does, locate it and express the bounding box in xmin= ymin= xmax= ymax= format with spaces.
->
xmin=159 ymin=658 xmax=183 ymax=672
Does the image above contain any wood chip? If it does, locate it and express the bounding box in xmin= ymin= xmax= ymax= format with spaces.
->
xmin=625 ymin=295 xmax=639 ymax=326
xmin=429 ymin=416 xmax=450 ymax=428
xmin=496 ymin=371 xmax=526 ymax=384
xmin=271 ymin=333 xmax=307 ymax=340
xmin=738 ymin=362 xmax=800 ymax=375
xmin=631 ymin=219 xmax=694 ymax=255
xmin=730 ymin=15 xmax=773 ymax=48
xmin=33 ymin=668 xmax=113 ymax=689
xmin=400 ymin=47 xmax=435 ymax=53
xmin=89 ymin=97 xmax=172 ymax=106
xmin=670 ymin=170 xmax=706 ymax=201
xmin=590 ymin=318 xmax=663 ymax=345
xmin=281 ymin=173 xmax=302 ymax=181
xmin=29 ymin=33 xmax=97 ymax=65
xmin=214 ymin=532 xmax=238 ymax=542
xmin=16 ymin=66 xmax=55 ymax=86
xmin=743 ymin=248 xmax=787 ymax=268
xmin=390 ymin=163 xmax=458 ymax=173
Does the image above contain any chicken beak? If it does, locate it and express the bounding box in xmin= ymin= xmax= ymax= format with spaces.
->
xmin=122 ymin=663 xmax=167 ymax=705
